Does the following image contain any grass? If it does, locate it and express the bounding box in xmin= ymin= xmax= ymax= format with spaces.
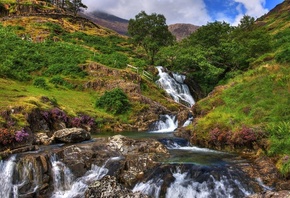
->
xmin=191 ymin=62 xmax=290 ymax=176
xmin=0 ymin=78 xmax=113 ymax=122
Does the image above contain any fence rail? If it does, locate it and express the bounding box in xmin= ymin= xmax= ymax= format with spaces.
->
xmin=127 ymin=64 xmax=153 ymax=81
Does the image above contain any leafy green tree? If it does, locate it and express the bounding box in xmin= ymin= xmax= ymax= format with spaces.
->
xmin=66 ymin=0 xmax=87 ymax=16
xmin=128 ymin=11 xmax=175 ymax=65
xmin=188 ymin=21 xmax=233 ymax=48
xmin=237 ymin=15 xmax=255 ymax=30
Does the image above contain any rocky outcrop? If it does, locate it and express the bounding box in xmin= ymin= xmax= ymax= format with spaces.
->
xmin=107 ymin=135 xmax=169 ymax=187
xmin=53 ymin=127 xmax=91 ymax=143
xmin=2 ymin=135 xmax=169 ymax=197
xmin=85 ymin=175 xmax=148 ymax=198
xmin=247 ymin=190 xmax=290 ymax=198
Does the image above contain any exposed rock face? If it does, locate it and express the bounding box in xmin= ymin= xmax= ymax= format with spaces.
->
xmin=3 ymin=136 xmax=169 ymax=197
xmin=53 ymin=127 xmax=91 ymax=143
xmin=85 ymin=175 xmax=148 ymax=198
xmin=168 ymin=23 xmax=199 ymax=41
xmin=247 ymin=190 xmax=290 ymax=198
xmin=107 ymin=135 xmax=169 ymax=187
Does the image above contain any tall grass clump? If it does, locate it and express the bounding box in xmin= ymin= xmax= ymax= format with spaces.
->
xmin=267 ymin=121 xmax=290 ymax=177
xmin=267 ymin=121 xmax=290 ymax=156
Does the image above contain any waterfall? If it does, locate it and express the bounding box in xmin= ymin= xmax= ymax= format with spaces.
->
xmin=0 ymin=155 xmax=16 ymax=198
xmin=132 ymin=164 xmax=254 ymax=198
xmin=50 ymin=155 xmax=109 ymax=198
xmin=156 ymin=66 xmax=195 ymax=107
xmin=149 ymin=114 xmax=178 ymax=132
xmin=132 ymin=178 xmax=163 ymax=198
xmin=182 ymin=116 xmax=193 ymax=127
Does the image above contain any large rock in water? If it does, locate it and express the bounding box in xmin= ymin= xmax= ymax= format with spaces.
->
xmin=85 ymin=175 xmax=148 ymax=198
xmin=53 ymin=127 xmax=91 ymax=143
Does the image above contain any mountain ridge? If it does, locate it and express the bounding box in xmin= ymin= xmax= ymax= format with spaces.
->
xmin=81 ymin=10 xmax=199 ymax=40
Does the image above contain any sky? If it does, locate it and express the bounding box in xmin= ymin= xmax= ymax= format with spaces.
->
xmin=82 ymin=0 xmax=284 ymax=26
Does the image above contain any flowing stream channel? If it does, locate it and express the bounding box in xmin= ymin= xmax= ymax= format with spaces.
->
xmin=0 ymin=67 xmax=270 ymax=197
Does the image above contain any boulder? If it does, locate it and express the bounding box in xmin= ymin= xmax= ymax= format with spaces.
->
xmin=34 ymin=132 xmax=53 ymax=145
xmin=85 ymin=175 xmax=148 ymax=198
xmin=107 ymin=135 xmax=169 ymax=187
xmin=53 ymin=127 xmax=91 ymax=143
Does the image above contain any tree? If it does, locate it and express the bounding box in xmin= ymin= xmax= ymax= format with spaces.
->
xmin=128 ymin=11 xmax=175 ymax=65
xmin=66 ymin=0 xmax=87 ymax=16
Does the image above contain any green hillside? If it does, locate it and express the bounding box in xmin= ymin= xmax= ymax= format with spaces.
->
xmin=0 ymin=1 xmax=181 ymax=142
xmin=0 ymin=0 xmax=289 ymax=177
xmin=184 ymin=1 xmax=290 ymax=177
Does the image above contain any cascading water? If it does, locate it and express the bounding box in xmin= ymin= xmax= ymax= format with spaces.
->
xmin=156 ymin=66 xmax=195 ymax=107
xmin=0 ymin=155 xmax=16 ymax=198
xmin=149 ymin=114 xmax=178 ymax=132
xmin=132 ymin=137 xmax=269 ymax=198
xmin=50 ymin=155 xmax=110 ymax=198
xmin=0 ymin=151 xmax=119 ymax=198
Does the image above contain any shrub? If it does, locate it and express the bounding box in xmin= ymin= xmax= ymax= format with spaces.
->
xmin=41 ymin=108 xmax=69 ymax=125
xmin=96 ymin=88 xmax=130 ymax=114
xmin=209 ymin=127 xmax=230 ymax=146
xmin=49 ymin=75 xmax=74 ymax=89
xmin=0 ymin=128 xmax=15 ymax=145
xmin=14 ymin=128 xmax=29 ymax=142
xmin=231 ymin=126 xmax=258 ymax=148
xmin=71 ymin=114 xmax=96 ymax=128
xmin=275 ymin=47 xmax=290 ymax=63
xmin=33 ymin=77 xmax=49 ymax=89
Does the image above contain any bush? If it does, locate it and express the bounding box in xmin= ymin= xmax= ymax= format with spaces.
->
xmin=96 ymin=88 xmax=130 ymax=114
xmin=231 ymin=126 xmax=260 ymax=148
xmin=71 ymin=114 xmax=96 ymax=129
xmin=14 ymin=128 xmax=29 ymax=142
xmin=33 ymin=77 xmax=49 ymax=89
xmin=49 ymin=75 xmax=74 ymax=89
xmin=275 ymin=47 xmax=290 ymax=63
xmin=41 ymin=108 xmax=69 ymax=124
xmin=0 ymin=128 xmax=15 ymax=145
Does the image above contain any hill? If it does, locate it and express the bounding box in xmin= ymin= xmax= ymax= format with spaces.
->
xmin=81 ymin=11 xmax=199 ymax=40
xmin=175 ymin=0 xmax=290 ymax=179
xmin=168 ymin=23 xmax=199 ymax=41
xmin=0 ymin=0 xmax=289 ymax=183
xmin=80 ymin=11 xmax=129 ymax=35
xmin=0 ymin=0 xmax=186 ymax=142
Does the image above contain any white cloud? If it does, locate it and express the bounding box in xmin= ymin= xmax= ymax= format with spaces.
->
xmin=82 ymin=0 xmax=211 ymax=25
xmin=232 ymin=0 xmax=268 ymax=25
xmin=81 ymin=0 xmax=271 ymax=26
xmin=234 ymin=0 xmax=268 ymax=17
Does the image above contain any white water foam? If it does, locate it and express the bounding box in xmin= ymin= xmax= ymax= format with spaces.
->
xmin=166 ymin=171 xmax=211 ymax=198
xmin=0 ymin=155 xmax=16 ymax=198
xmin=182 ymin=116 xmax=193 ymax=127
xmin=150 ymin=115 xmax=178 ymax=133
xmin=156 ymin=66 xmax=195 ymax=107
xmin=50 ymin=155 xmax=109 ymax=198
xmin=133 ymin=178 xmax=163 ymax=198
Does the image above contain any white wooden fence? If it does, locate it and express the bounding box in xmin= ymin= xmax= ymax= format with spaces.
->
xmin=127 ymin=64 xmax=153 ymax=81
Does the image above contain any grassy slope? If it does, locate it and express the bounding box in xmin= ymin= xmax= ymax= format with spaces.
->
xmin=189 ymin=1 xmax=290 ymax=176
xmin=0 ymin=3 xmax=180 ymax=133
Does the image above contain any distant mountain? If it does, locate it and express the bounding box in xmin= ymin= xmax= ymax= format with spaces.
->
xmin=168 ymin=23 xmax=199 ymax=41
xmin=80 ymin=11 xmax=129 ymax=35
xmin=81 ymin=11 xmax=199 ymax=40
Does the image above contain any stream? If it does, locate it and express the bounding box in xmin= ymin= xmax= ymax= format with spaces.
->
xmin=0 ymin=67 xmax=270 ymax=197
